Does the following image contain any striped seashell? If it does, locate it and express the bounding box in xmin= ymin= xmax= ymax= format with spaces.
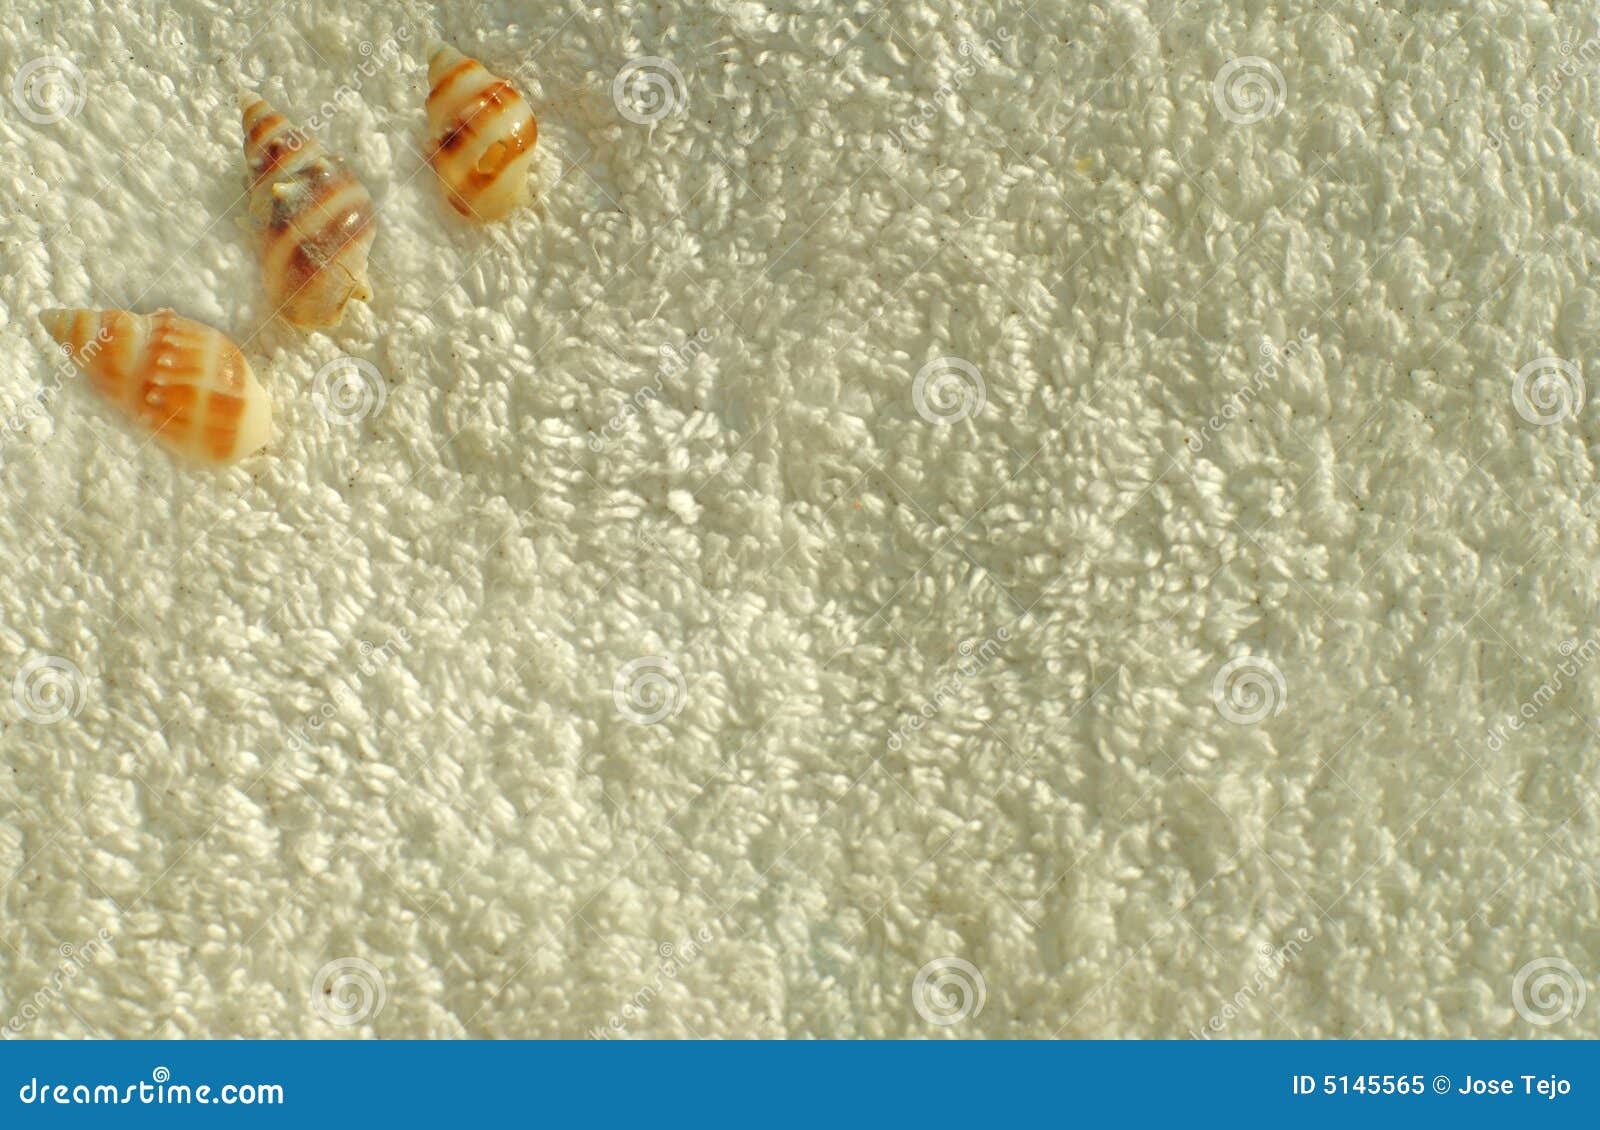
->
xmin=240 ymin=93 xmax=376 ymax=328
xmin=425 ymin=44 xmax=538 ymax=221
xmin=39 ymin=308 xmax=271 ymax=464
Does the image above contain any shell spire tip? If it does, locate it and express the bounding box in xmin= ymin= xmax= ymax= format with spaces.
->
xmin=238 ymin=89 xmax=272 ymax=133
xmin=427 ymin=41 xmax=464 ymax=78
xmin=38 ymin=308 xmax=71 ymax=340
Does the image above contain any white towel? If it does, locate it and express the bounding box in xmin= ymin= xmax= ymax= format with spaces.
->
xmin=0 ymin=0 xmax=1594 ymax=1038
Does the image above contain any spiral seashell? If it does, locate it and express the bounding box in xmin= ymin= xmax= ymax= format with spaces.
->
xmin=240 ymin=93 xmax=376 ymax=327
xmin=425 ymin=44 xmax=537 ymax=221
xmin=39 ymin=308 xmax=271 ymax=464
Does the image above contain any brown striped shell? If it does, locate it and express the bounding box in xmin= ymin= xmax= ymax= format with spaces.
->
xmin=240 ymin=94 xmax=376 ymax=328
xmin=39 ymin=308 xmax=272 ymax=464
xmin=425 ymin=44 xmax=538 ymax=221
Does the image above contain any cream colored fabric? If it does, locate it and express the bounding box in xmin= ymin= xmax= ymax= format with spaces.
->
xmin=1 ymin=0 xmax=1596 ymax=1038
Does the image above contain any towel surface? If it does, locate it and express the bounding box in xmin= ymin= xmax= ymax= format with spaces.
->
xmin=1 ymin=0 xmax=1598 ymax=1038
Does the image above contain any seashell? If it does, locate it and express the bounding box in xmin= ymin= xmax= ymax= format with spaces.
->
xmin=425 ymin=44 xmax=538 ymax=221
xmin=39 ymin=308 xmax=271 ymax=464
xmin=240 ymin=93 xmax=376 ymax=328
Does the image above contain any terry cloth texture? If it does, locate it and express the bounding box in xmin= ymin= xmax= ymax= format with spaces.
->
xmin=2 ymin=0 xmax=1599 ymax=1039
